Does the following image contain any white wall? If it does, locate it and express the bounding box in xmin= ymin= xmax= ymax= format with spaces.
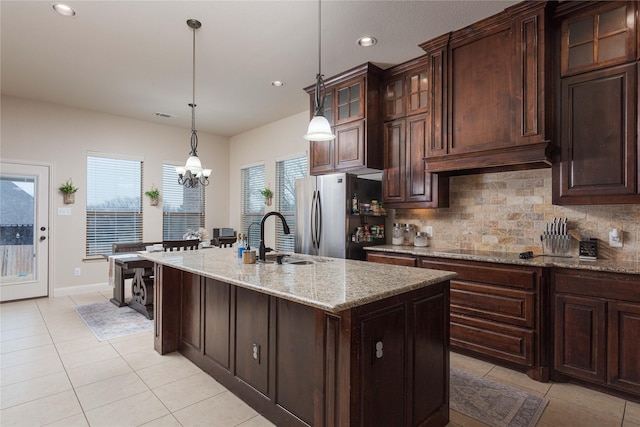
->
xmin=229 ymin=111 xmax=308 ymax=249
xmin=1 ymin=95 xmax=230 ymax=294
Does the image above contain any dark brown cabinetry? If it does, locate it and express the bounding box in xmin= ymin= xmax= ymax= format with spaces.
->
xmin=366 ymin=251 xmax=550 ymax=381
xmin=553 ymin=269 xmax=640 ymax=397
xmin=305 ymin=63 xmax=383 ymax=175
xmin=553 ymin=1 xmax=640 ymax=204
xmin=423 ymin=2 xmax=554 ymax=175
xmin=382 ymin=56 xmax=449 ymax=208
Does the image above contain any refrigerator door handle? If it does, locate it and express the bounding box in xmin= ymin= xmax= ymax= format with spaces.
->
xmin=311 ymin=190 xmax=317 ymax=248
xmin=316 ymin=191 xmax=322 ymax=249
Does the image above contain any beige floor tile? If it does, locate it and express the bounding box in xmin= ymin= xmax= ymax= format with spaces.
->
xmin=173 ymin=391 xmax=258 ymax=427
xmin=0 ymin=354 xmax=64 ymax=386
xmin=66 ymin=356 xmax=132 ymax=388
xmin=237 ymin=415 xmax=278 ymax=427
xmin=120 ymin=348 xmax=171 ymax=370
xmin=36 ymin=297 xmax=76 ymax=315
xmin=136 ymin=355 xmax=202 ymax=389
xmin=1 ymin=313 xmax=46 ymax=331
xmin=624 ymin=420 xmax=640 ymax=427
xmin=0 ymin=389 xmax=83 ymax=427
xmin=59 ymin=342 xmax=120 ymax=369
xmin=448 ymin=409 xmax=489 ymax=427
xmin=139 ymin=414 xmax=183 ymax=427
xmin=0 ymin=299 xmax=39 ymax=313
xmin=0 ymin=343 xmax=58 ymax=369
xmin=547 ymin=382 xmax=626 ymax=420
xmin=75 ymin=371 xmax=149 ymax=411
xmin=0 ymin=332 xmax=52 ymax=354
xmin=537 ymin=397 xmax=623 ymax=427
xmin=484 ymin=365 xmax=552 ymax=397
xmin=153 ymin=371 xmax=227 ymax=412
xmin=43 ymin=311 xmax=85 ymax=327
xmin=450 ymin=352 xmax=495 ymax=377
xmin=109 ymin=330 xmax=155 ymax=355
xmin=69 ymin=292 xmax=108 ymax=306
xmin=1 ymin=371 xmax=72 ymax=409
xmin=626 ymin=401 xmax=640 ymax=425
xmin=54 ymin=334 xmax=109 ymax=355
xmin=48 ymin=324 xmax=96 ymax=342
xmin=43 ymin=413 xmax=89 ymax=427
xmin=84 ymin=390 xmax=170 ymax=427
xmin=0 ymin=323 xmax=49 ymax=342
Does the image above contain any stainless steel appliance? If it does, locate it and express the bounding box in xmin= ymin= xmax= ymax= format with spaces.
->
xmin=295 ymin=173 xmax=383 ymax=260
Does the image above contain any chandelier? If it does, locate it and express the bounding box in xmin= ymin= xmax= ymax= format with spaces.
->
xmin=176 ymin=19 xmax=211 ymax=188
xmin=303 ymin=0 xmax=335 ymax=142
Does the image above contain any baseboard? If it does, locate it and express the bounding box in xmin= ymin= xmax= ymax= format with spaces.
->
xmin=54 ymin=282 xmax=112 ymax=297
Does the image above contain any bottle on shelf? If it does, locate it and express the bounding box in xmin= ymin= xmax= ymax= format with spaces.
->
xmin=352 ymin=193 xmax=359 ymax=215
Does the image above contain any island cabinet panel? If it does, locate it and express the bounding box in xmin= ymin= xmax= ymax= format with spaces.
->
xmin=154 ymin=264 xmax=450 ymax=427
xmin=552 ymin=269 xmax=640 ymax=397
xmin=203 ymin=278 xmax=230 ymax=370
xmin=235 ymin=287 xmax=270 ymax=395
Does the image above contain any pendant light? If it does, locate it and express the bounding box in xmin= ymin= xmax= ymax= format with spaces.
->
xmin=176 ymin=19 xmax=212 ymax=188
xmin=303 ymin=0 xmax=335 ymax=141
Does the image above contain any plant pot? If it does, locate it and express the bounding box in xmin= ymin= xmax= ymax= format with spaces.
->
xmin=63 ymin=193 xmax=75 ymax=204
xmin=265 ymin=195 xmax=272 ymax=206
xmin=150 ymin=198 xmax=158 ymax=206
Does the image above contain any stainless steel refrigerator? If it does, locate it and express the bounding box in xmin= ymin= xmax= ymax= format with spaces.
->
xmin=295 ymin=173 xmax=383 ymax=260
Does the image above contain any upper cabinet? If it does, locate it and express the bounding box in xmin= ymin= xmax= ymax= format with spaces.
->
xmin=553 ymin=1 xmax=639 ymax=205
xmin=304 ymin=63 xmax=383 ymax=176
xmin=423 ymin=2 xmax=555 ymax=175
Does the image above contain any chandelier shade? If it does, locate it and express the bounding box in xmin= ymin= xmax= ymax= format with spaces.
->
xmin=176 ymin=18 xmax=211 ymax=188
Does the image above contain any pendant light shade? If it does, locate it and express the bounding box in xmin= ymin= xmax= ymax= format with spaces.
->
xmin=176 ymin=18 xmax=211 ymax=188
xmin=303 ymin=0 xmax=335 ymax=142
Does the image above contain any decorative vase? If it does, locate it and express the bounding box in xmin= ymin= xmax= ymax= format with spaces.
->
xmin=63 ymin=193 xmax=75 ymax=204
xmin=265 ymin=195 xmax=272 ymax=206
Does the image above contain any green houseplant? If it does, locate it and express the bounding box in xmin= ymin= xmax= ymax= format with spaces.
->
xmin=58 ymin=179 xmax=78 ymax=204
xmin=145 ymin=185 xmax=160 ymax=206
xmin=260 ymin=188 xmax=273 ymax=206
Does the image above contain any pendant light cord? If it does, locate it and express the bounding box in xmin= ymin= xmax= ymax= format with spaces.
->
xmin=190 ymin=21 xmax=198 ymax=155
xmin=314 ymin=0 xmax=325 ymax=115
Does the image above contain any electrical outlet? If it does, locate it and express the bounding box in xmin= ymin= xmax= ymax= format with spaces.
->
xmin=74 ymin=268 xmax=81 ymax=276
xmin=425 ymin=226 xmax=433 ymax=237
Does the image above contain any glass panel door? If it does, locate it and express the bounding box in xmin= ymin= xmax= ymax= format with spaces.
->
xmin=0 ymin=162 xmax=50 ymax=301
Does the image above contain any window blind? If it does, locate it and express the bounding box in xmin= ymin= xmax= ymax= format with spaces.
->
xmin=162 ymin=163 xmax=205 ymax=240
xmin=86 ymin=155 xmax=142 ymax=256
xmin=241 ymin=164 xmax=265 ymax=249
xmin=275 ymin=156 xmax=308 ymax=252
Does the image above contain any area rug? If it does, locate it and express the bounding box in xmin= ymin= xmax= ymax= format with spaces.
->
xmin=450 ymin=368 xmax=548 ymax=427
xmin=74 ymin=301 xmax=153 ymax=341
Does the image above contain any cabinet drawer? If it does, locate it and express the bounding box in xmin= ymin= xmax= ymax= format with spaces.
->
xmin=367 ymin=252 xmax=417 ymax=267
xmin=451 ymin=281 xmax=535 ymax=328
xmin=451 ymin=314 xmax=534 ymax=367
xmin=421 ymin=259 xmax=537 ymax=290
xmin=554 ymin=270 xmax=640 ymax=303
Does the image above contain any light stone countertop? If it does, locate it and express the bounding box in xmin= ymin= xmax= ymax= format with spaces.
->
xmin=364 ymin=245 xmax=640 ymax=275
xmin=139 ymin=247 xmax=457 ymax=313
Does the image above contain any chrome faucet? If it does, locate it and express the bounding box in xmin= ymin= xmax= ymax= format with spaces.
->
xmin=259 ymin=211 xmax=290 ymax=261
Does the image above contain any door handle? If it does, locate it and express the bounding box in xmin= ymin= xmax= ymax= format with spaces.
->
xmin=39 ymin=236 xmax=46 ymax=241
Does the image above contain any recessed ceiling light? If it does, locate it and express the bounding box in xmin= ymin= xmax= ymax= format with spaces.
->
xmin=357 ymin=36 xmax=377 ymax=47
xmin=271 ymin=81 xmax=285 ymax=87
xmin=51 ymin=3 xmax=76 ymax=17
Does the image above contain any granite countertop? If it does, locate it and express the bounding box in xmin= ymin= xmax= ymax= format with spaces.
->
xmin=139 ymin=248 xmax=456 ymax=313
xmin=364 ymin=245 xmax=640 ymax=275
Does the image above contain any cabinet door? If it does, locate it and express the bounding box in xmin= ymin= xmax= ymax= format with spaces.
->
xmin=309 ymin=140 xmax=334 ymax=175
xmin=554 ymin=293 xmax=606 ymax=383
xmin=406 ymin=69 xmax=429 ymax=115
xmin=334 ymin=120 xmax=364 ymax=171
xmin=607 ymin=301 xmax=640 ymax=395
xmin=360 ymin=305 xmax=406 ymax=427
xmin=383 ymin=77 xmax=405 ymax=120
xmin=555 ymin=63 xmax=637 ymax=204
xmin=382 ymin=119 xmax=405 ymax=204
xmin=235 ymin=287 xmax=269 ymax=395
xmin=405 ymin=114 xmax=432 ymax=203
xmin=181 ymin=272 xmax=201 ymax=351
xmin=335 ymin=78 xmax=364 ymax=124
xmin=203 ymin=278 xmax=230 ymax=370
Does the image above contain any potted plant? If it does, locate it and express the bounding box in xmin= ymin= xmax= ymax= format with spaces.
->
xmin=58 ymin=178 xmax=78 ymax=204
xmin=145 ymin=185 xmax=160 ymax=206
xmin=260 ymin=187 xmax=273 ymax=206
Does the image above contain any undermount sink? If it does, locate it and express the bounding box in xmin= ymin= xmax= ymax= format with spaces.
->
xmin=281 ymin=258 xmax=315 ymax=265
xmin=263 ymin=254 xmax=320 ymax=265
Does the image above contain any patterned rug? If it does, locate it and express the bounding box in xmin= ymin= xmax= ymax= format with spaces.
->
xmin=451 ymin=368 xmax=548 ymax=427
xmin=74 ymin=301 xmax=153 ymax=341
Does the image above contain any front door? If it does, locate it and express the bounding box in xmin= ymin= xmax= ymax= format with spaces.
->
xmin=0 ymin=162 xmax=50 ymax=301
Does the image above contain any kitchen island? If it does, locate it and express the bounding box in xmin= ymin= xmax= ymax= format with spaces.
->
xmin=141 ymin=248 xmax=456 ymax=427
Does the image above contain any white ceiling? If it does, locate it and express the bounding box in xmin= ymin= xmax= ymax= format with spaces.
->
xmin=1 ymin=0 xmax=519 ymax=137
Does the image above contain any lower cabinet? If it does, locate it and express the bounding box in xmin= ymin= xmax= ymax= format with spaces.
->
xmin=553 ymin=269 xmax=640 ymax=397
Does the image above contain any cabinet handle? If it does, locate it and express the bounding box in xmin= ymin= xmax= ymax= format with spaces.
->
xmin=375 ymin=340 xmax=383 ymax=359
xmin=252 ymin=343 xmax=260 ymax=363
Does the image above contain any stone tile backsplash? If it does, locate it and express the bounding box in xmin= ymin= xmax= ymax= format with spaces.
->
xmin=391 ymin=169 xmax=640 ymax=262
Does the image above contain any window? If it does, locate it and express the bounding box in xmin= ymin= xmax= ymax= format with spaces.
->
xmin=275 ymin=156 xmax=308 ymax=252
xmin=86 ymin=155 xmax=142 ymax=256
xmin=241 ymin=164 xmax=265 ymax=249
xmin=162 ymin=164 xmax=206 ymax=240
